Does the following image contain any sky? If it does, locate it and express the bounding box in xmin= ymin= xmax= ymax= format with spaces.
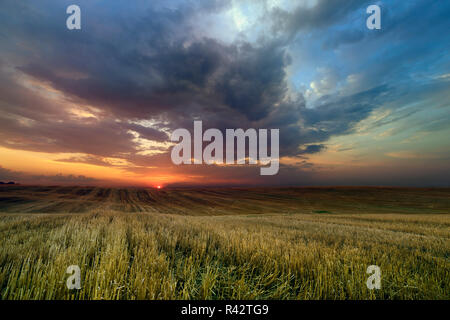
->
xmin=0 ymin=0 xmax=449 ymax=187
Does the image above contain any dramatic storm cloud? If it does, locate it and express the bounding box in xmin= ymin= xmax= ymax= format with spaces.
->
xmin=0 ymin=0 xmax=449 ymax=186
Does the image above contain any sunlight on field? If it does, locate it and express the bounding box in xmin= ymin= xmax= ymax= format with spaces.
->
xmin=0 ymin=209 xmax=448 ymax=299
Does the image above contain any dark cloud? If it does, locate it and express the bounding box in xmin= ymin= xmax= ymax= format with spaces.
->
xmin=0 ymin=115 xmax=141 ymax=157
xmin=303 ymin=86 xmax=389 ymax=136
xmin=270 ymin=0 xmax=372 ymax=37
xmin=0 ymin=166 xmax=97 ymax=185
xmin=323 ymin=29 xmax=365 ymax=50
xmin=215 ymin=41 xmax=291 ymax=121
xmin=298 ymin=144 xmax=326 ymax=155
xmin=55 ymin=155 xmax=115 ymax=167
xmin=125 ymin=123 xmax=168 ymax=142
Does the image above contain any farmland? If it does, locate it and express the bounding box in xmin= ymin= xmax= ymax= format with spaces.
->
xmin=0 ymin=186 xmax=449 ymax=299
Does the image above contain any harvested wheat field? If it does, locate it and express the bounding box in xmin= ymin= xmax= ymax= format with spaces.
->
xmin=0 ymin=186 xmax=449 ymax=299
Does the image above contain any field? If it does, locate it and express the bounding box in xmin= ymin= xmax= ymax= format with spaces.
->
xmin=0 ymin=186 xmax=449 ymax=300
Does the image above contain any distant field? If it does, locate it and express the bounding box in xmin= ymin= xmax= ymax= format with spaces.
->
xmin=1 ymin=186 xmax=449 ymax=214
xmin=0 ymin=186 xmax=449 ymax=299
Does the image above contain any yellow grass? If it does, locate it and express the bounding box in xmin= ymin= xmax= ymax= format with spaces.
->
xmin=0 ymin=187 xmax=449 ymax=299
